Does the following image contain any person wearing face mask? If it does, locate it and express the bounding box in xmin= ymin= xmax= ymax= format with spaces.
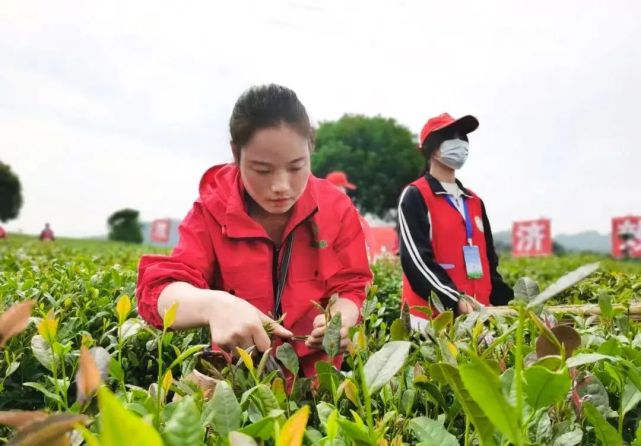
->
xmin=398 ymin=113 xmax=513 ymax=328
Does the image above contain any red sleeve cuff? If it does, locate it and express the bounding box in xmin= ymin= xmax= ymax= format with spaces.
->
xmin=136 ymin=280 xmax=173 ymax=329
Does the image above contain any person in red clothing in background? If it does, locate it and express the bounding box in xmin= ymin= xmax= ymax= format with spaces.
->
xmin=398 ymin=113 xmax=513 ymax=330
xmin=39 ymin=223 xmax=55 ymax=241
xmin=136 ymin=84 xmax=371 ymax=378
xmin=325 ymin=171 xmax=376 ymax=264
xmin=0 ymin=225 xmax=7 ymax=240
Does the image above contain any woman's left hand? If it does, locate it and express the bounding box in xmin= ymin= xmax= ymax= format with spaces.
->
xmin=305 ymin=297 xmax=360 ymax=353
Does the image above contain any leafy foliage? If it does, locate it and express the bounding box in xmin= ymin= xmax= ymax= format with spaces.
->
xmin=0 ymin=238 xmax=640 ymax=444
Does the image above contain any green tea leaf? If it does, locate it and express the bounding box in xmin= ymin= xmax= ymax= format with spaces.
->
xmin=167 ymin=344 xmax=207 ymax=371
xmin=431 ymin=311 xmax=453 ymax=334
xmin=552 ymin=429 xmax=583 ymax=446
xmin=229 ymin=431 xmax=258 ymax=446
xmin=108 ymin=358 xmax=125 ymax=382
xmin=390 ymin=319 xmax=409 ymax=340
xmin=162 ymin=396 xmax=204 ymax=446
xmin=23 ymin=382 xmax=64 ymax=405
xmin=513 ymin=277 xmax=540 ymax=301
xmin=409 ymin=417 xmax=458 ymax=446
xmin=633 ymin=419 xmax=641 ymax=446
xmin=401 ymin=389 xmax=416 ymax=416
xmin=583 ymin=402 xmax=621 ymax=446
xmin=97 ymin=387 xmax=163 ymax=446
xmin=363 ymin=341 xmax=411 ymax=395
xmin=598 ymin=292 xmax=614 ymax=319
xmin=566 ymin=353 xmax=618 ymax=368
xmin=622 ymin=382 xmax=641 ymax=416
xmin=336 ymin=416 xmax=371 ymax=443
xmin=323 ymin=313 xmax=342 ymax=358
xmin=459 ymin=356 xmax=523 ymax=445
xmin=31 ymin=335 xmax=55 ymax=371
xmin=238 ymin=416 xmax=276 ymax=441
xmin=429 ymin=363 xmax=496 ymax=445
xmin=276 ymin=343 xmax=299 ymax=376
xmin=430 ymin=291 xmax=446 ymax=314
xmin=252 ymin=384 xmax=281 ymax=417
xmin=576 ymin=374 xmax=611 ymax=418
xmin=524 ymin=366 xmax=571 ymax=410
xmin=316 ymin=361 xmax=344 ymax=395
xmin=120 ymin=318 xmax=144 ymax=340
xmin=527 ymin=262 xmax=600 ymax=309
xmin=203 ymin=381 xmax=241 ymax=436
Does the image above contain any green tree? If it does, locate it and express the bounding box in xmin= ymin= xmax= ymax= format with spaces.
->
xmin=0 ymin=161 xmax=23 ymax=223
xmin=312 ymin=115 xmax=423 ymax=217
xmin=107 ymin=209 xmax=143 ymax=244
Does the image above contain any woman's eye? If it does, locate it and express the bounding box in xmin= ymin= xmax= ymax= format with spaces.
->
xmin=254 ymin=170 xmax=270 ymax=175
xmin=288 ymin=166 xmax=303 ymax=172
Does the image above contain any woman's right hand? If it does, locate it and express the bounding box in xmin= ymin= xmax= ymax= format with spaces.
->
xmin=456 ymin=299 xmax=476 ymax=315
xmin=206 ymin=292 xmax=292 ymax=352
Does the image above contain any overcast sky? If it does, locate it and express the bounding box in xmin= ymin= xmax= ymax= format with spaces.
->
xmin=2 ymin=0 xmax=639 ymax=237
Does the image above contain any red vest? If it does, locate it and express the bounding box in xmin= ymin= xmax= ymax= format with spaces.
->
xmin=402 ymin=177 xmax=492 ymax=317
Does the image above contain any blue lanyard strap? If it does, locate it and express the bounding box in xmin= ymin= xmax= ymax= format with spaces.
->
xmin=444 ymin=195 xmax=473 ymax=245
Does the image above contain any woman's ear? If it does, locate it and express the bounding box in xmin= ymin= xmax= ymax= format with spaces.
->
xmin=230 ymin=142 xmax=240 ymax=163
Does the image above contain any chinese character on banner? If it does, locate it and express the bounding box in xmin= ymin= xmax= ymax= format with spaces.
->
xmin=611 ymin=216 xmax=641 ymax=258
xmin=151 ymin=219 xmax=171 ymax=243
xmin=512 ymin=219 xmax=552 ymax=257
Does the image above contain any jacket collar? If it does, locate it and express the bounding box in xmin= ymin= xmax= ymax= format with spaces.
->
xmin=424 ymin=173 xmax=473 ymax=198
xmin=224 ymin=168 xmax=319 ymax=243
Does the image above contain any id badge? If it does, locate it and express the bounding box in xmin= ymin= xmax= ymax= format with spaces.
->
xmin=463 ymin=245 xmax=483 ymax=279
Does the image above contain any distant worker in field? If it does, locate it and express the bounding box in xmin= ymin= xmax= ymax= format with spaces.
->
xmin=325 ymin=171 xmax=375 ymax=264
xmin=0 ymin=225 xmax=6 ymax=239
xmin=39 ymin=223 xmax=55 ymax=241
xmin=398 ymin=113 xmax=513 ymax=327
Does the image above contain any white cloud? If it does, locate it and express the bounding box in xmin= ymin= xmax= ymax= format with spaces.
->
xmin=1 ymin=0 xmax=640 ymax=237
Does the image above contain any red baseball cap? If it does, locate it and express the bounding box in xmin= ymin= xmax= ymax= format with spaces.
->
xmin=418 ymin=113 xmax=479 ymax=147
xmin=326 ymin=171 xmax=356 ymax=190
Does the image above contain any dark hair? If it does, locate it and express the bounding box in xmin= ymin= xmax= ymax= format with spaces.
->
xmin=229 ymin=84 xmax=314 ymax=159
xmin=420 ymin=127 xmax=469 ymax=172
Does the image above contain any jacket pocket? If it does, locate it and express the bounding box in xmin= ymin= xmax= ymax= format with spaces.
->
xmin=290 ymin=247 xmax=342 ymax=283
xmin=220 ymin=264 xmax=272 ymax=314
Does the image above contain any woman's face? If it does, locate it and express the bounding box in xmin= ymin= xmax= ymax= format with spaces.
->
xmin=431 ymin=130 xmax=469 ymax=160
xmin=237 ymin=123 xmax=311 ymax=215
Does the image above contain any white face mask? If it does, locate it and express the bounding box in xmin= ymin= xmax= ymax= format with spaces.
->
xmin=437 ymin=139 xmax=469 ymax=170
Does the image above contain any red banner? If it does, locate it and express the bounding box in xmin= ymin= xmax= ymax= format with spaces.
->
xmin=370 ymin=226 xmax=399 ymax=262
xmin=512 ymin=219 xmax=552 ymax=257
xmin=150 ymin=219 xmax=171 ymax=243
xmin=611 ymin=216 xmax=641 ymax=258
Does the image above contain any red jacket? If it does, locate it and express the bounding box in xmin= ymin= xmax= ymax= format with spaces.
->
xmin=401 ymin=176 xmax=493 ymax=317
xmin=136 ymin=164 xmax=372 ymax=377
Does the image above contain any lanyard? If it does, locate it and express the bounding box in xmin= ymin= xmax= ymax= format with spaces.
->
xmin=444 ymin=195 xmax=473 ymax=245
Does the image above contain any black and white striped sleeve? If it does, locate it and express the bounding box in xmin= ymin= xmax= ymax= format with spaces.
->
xmin=480 ymin=200 xmax=515 ymax=305
xmin=398 ymin=185 xmax=460 ymax=311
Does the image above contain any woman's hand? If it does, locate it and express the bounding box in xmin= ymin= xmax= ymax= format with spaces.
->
xmin=456 ymin=297 xmax=483 ymax=315
xmin=206 ymin=292 xmax=292 ymax=352
xmin=158 ymin=282 xmax=291 ymax=352
xmin=305 ymin=297 xmax=359 ymax=353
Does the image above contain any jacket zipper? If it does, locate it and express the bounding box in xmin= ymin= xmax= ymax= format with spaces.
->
xmin=272 ymin=244 xmax=280 ymax=317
